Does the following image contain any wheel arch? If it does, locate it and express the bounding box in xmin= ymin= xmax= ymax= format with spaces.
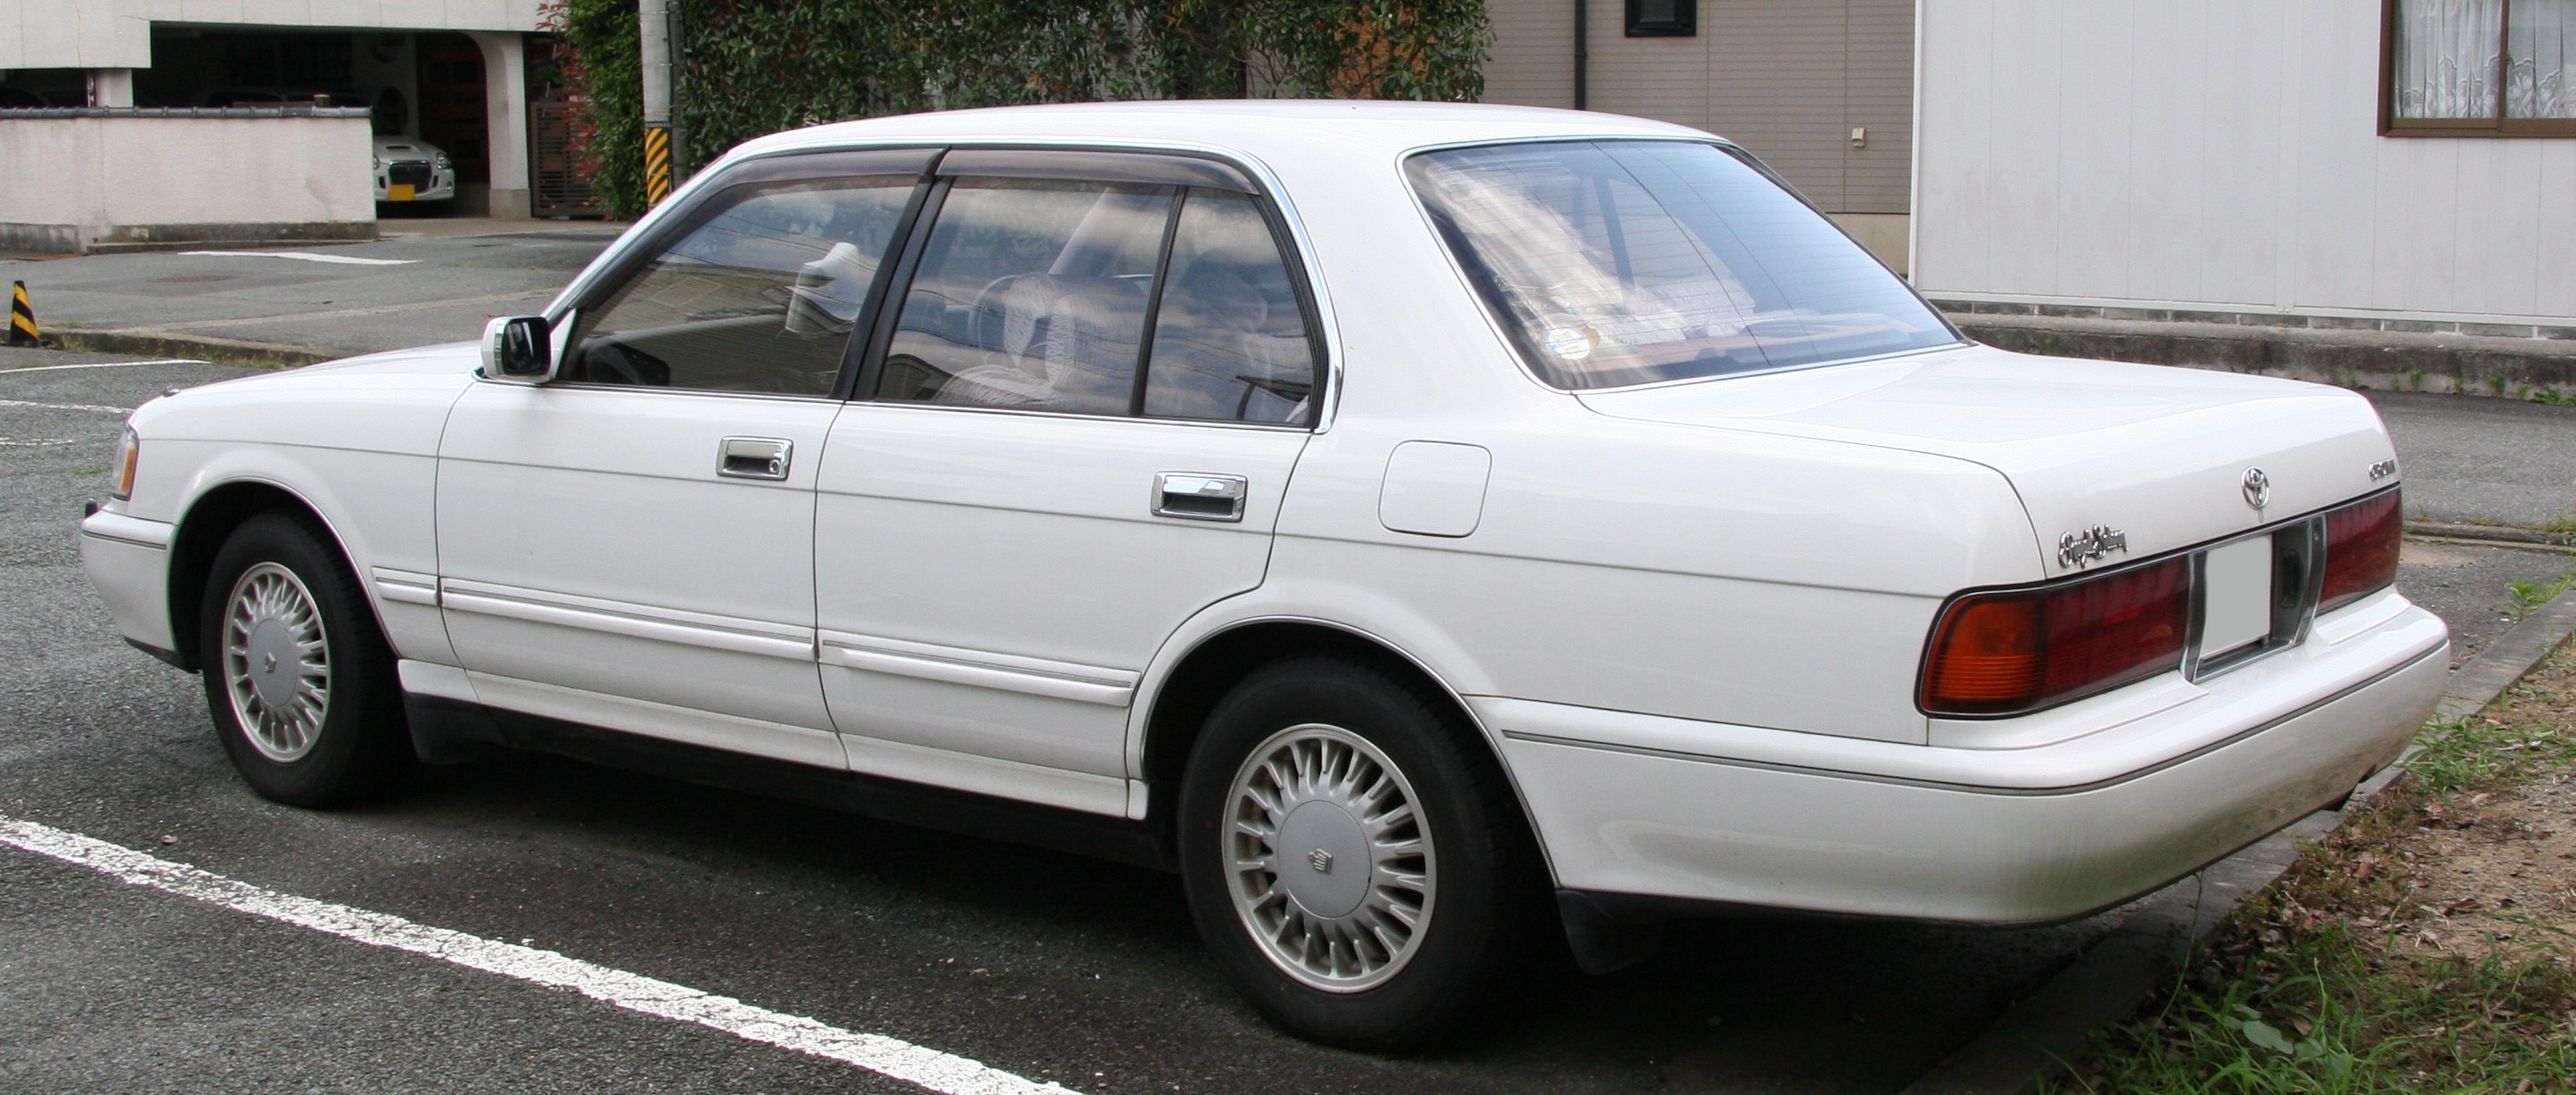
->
xmin=166 ymin=479 xmax=369 ymax=671
xmin=1134 ymin=617 xmax=1557 ymax=884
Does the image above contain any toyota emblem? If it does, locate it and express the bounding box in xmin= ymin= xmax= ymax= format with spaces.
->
xmin=2241 ymin=466 xmax=2271 ymax=510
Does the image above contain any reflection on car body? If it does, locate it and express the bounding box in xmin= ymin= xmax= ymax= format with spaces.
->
xmin=80 ymin=102 xmax=2447 ymax=1051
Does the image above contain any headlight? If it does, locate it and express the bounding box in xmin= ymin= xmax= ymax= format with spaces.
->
xmin=111 ymin=426 xmax=139 ymax=500
xmin=433 ymin=152 xmax=451 ymax=170
xmin=372 ymin=155 xmax=384 ymax=170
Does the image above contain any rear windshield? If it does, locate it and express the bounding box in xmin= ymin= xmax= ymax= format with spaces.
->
xmin=1406 ymin=140 xmax=1958 ymax=390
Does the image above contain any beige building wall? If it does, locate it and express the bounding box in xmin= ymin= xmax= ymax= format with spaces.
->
xmin=1483 ymin=0 xmax=1916 ymax=272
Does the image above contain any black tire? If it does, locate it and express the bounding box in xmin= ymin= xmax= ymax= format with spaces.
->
xmin=1177 ymin=656 xmax=1555 ymax=1050
xmin=196 ymin=512 xmax=410 ymax=806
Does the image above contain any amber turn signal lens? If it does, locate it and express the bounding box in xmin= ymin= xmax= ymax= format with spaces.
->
xmin=111 ymin=426 xmax=139 ymax=500
xmin=1922 ymin=597 xmax=2041 ymax=705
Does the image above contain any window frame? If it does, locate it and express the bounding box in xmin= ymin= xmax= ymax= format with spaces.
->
xmin=2380 ymin=0 xmax=2576 ymax=137
xmin=846 ymin=144 xmax=1331 ymax=432
xmin=1625 ymin=0 xmax=1696 ymax=37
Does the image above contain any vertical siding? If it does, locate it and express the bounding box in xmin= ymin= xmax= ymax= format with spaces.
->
xmin=1844 ymin=0 xmax=1916 ymax=213
xmin=1482 ymin=0 xmax=1577 ymax=109
xmin=1917 ymin=0 xmax=2576 ymax=322
xmin=1913 ymin=0 xmax=1994 ymax=289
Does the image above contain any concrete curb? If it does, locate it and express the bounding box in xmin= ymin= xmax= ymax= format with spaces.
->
xmin=1898 ymin=592 xmax=2576 ymax=1095
xmin=2406 ymin=521 xmax=2576 ymax=550
xmin=48 ymin=330 xmax=337 ymax=368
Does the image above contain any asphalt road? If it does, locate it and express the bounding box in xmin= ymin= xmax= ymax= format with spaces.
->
xmin=2 ymin=350 xmax=2569 ymax=1093
xmin=0 ymin=230 xmax=620 ymax=358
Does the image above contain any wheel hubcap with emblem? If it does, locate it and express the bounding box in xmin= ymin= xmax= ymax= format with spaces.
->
xmin=221 ymin=562 xmax=331 ymax=762
xmin=1224 ymin=723 xmax=1436 ymax=992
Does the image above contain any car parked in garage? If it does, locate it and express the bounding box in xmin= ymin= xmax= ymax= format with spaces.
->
xmin=78 ymin=101 xmax=2446 ymax=1050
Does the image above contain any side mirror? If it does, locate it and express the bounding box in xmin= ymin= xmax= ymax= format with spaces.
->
xmin=480 ymin=315 xmax=555 ymax=383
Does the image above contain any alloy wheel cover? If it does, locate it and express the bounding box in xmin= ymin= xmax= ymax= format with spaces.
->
xmin=1223 ymin=723 xmax=1437 ymax=992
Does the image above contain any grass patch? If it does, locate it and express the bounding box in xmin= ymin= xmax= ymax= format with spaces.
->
xmin=2059 ymin=650 xmax=2576 ymax=1093
xmin=2501 ymin=565 xmax=2576 ymax=622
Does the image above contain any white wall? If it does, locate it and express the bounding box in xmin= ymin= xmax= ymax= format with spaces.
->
xmin=0 ymin=113 xmax=374 ymax=249
xmin=0 ymin=0 xmax=544 ymax=69
xmin=1915 ymin=0 xmax=2576 ymax=324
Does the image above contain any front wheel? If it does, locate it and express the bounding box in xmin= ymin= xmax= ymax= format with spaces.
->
xmin=1177 ymin=657 xmax=1554 ymax=1050
xmin=197 ymin=513 xmax=410 ymax=806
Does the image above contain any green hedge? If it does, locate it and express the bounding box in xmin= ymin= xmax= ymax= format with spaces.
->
xmin=553 ymin=0 xmax=1489 ymax=218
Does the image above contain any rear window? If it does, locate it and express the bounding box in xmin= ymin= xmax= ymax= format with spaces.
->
xmin=1407 ymin=140 xmax=1958 ymax=391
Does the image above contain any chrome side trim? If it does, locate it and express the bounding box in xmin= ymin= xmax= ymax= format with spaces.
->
xmin=373 ymin=568 xmax=439 ymax=606
xmin=439 ymin=579 xmax=815 ymax=661
xmin=818 ymin=630 xmax=1138 ymax=706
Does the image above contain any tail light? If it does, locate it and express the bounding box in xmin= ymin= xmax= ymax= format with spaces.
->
xmin=2318 ymin=490 xmax=2400 ymax=613
xmin=1920 ymin=557 xmax=2190 ymax=717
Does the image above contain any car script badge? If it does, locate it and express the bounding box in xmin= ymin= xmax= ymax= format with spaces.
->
xmin=2057 ymin=525 xmax=2129 ymax=569
xmin=2242 ymin=466 xmax=2271 ymax=511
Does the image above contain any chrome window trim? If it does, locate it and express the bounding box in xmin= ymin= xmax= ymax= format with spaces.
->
xmin=1394 ymin=133 xmax=1970 ymax=397
xmin=834 ymin=398 xmax=1314 ymax=435
xmin=546 ymin=136 xmax=1345 ymax=435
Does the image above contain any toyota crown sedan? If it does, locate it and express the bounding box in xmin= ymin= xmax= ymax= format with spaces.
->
xmin=79 ymin=101 xmax=2447 ymax=1049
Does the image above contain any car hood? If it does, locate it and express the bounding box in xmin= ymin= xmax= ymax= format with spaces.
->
xmin=1577 ymin=343 xmax=2400 ymax=572
xmin=373 ymin=136 xmax=444 ymax=158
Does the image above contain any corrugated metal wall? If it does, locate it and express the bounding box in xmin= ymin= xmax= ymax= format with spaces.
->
xmin=1482 ymin=0 xmax=1915 ymax=217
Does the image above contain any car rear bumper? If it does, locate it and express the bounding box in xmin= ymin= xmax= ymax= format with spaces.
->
xmin=1482 ymin=595 xmax=2448 ymax=924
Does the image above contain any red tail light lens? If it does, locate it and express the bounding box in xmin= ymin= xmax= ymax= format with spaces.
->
xmin=2319 ymin=490 xmax=2401 ymax=614
xmin=1921 ymin=557 xmax=2190 ymax=716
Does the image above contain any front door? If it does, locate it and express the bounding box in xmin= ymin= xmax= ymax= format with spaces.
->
xmin=814 ymin=153 xmax=1322 ymax=814
xmin=437 ymin=155 xmax=927 ymax=767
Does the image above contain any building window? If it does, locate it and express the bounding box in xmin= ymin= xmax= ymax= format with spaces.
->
xmin=1626 ymin=0 xmax=1695 ymax=37
xmin=2383 ymin=0 xmax=2576 ymax=135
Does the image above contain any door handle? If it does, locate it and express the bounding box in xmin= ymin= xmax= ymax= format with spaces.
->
xmin=1153 ymin=472 xmax=1247 ymax=522
xmin=718 ymin=437 xmax=792 ymax=481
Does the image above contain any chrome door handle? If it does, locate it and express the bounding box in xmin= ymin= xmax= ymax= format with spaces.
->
xmin=718 ymin=437 xmax=792 ymax=481
xmin=1153 ymin=472 xmax=1247 ymax=522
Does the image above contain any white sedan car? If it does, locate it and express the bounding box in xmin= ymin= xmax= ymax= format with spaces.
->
xmin=80 ymin=102 xmax=2446 ymax=1048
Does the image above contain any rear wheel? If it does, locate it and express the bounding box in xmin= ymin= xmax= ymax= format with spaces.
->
xmin=1178 ymin=657 xmax=1552 ymax=1050
xmin=197 ymin=513 xmax=409 ymax=805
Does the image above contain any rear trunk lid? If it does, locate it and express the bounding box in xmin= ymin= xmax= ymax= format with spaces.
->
xmin=1578 ymin=344 xmax=2400 ymax=577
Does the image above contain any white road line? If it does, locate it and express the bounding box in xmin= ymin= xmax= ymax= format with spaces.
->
xmin=0 ymin=814 xmax=1078 ymax=1095
xmin=0 ymin=398 xmax=130 ymax=414
xmin=0 ymin=438 xmax=78 ymax=447
xmin=0 ymin=358 xmax=212 ymax=372
xmin=178 ymin=251 xmax=419 ymax=266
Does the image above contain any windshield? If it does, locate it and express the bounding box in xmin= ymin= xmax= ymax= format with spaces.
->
xmin=1407 ymin=140 xmax=1958 ymax=390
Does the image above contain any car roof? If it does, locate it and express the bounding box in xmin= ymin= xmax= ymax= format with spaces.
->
xmin=731 ymin=100 xmax=1717 ymax=167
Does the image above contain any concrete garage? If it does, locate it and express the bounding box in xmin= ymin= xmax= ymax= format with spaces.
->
xmin=0 ymin=0 xmax=582 ymax=253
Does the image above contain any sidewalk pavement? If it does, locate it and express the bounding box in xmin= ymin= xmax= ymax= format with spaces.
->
xmin=6 ymin=233 xmax=2572 ymax=533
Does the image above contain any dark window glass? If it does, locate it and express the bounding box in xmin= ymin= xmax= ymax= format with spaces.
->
xmin=565 ymin=177 xmax=915 ymax=395
xmin=874 ymin=179 xmax=1172 ymax=415
xmin=1627 ymin=0 xmax=1695 ymax=37
xmin=1407 ymin=140 xmax=1957 ymax=391
xmin=1141 ymin=192 xmax=1315 ymax=424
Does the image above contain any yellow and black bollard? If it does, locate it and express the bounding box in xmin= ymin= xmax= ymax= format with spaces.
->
xmin=644 ymin=125 xmax=673 ymax=207
xmin=6 ymin=281 xmax=38 ymax=347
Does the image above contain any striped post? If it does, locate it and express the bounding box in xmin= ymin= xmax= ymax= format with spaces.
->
xmin=644 ymin=125 xmax=673 ymax=206
xmin=6 ymin=281 xmax=37 ymax=347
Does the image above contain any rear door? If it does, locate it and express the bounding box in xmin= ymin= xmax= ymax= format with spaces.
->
xmin=435 ymin=149 xmax=931 ymax=766
xmin=813 ymin=150 xmax=1322 ymax=814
